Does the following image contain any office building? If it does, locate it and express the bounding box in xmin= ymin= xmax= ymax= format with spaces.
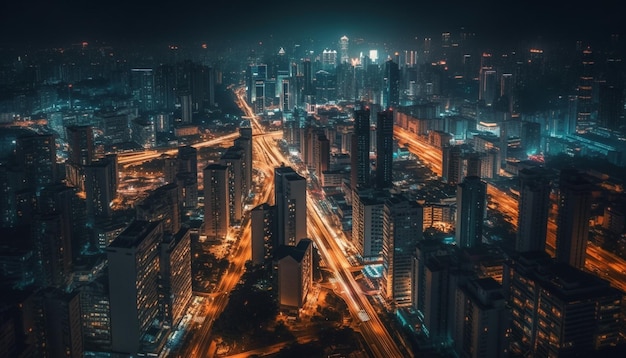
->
xmin=38 ymin=183 xmax=87 ymax=263
xmin=442 ymin=145 xmax=463 ymax=185
xmin=41 ymin=287 xmax=84 ymax=358
xmin=556 ymin=168 xmax=592 ymax=269
xmin=274 ymin=166 xmax=307 ymax=246
xmin=455 ymin=176 xmax=486 ymax=248
xmin=274 ymin=239 xmax=313 ymax=313
xmin=220 ymin=147 xmax=245 ymax=224
xmin=84 ymin=156 xmax=118 ymax=220
xmin=351 ymin=106 xmax=371 ymax=189
xmin=453 ymin=278 xmax=509 ymax=358
xmin=504 ymin=252 xmax=622 ymax=357
xmin=352 ymin=188 xmax=388 ymax=259
xmin=135 ymin=183 xmax=180 ymax=234
xmin=234 ymin=134 xmax=252 ymax=198
xmin=159 ymin=228 xmax=192 ymax=328
xmin=383 ymin=60 xmax=400 ymax=109
xmin=106 ymin=220 xmax=162 ymax=354
xmin=203 ymin=164 xmax=229 ymax=240
xmin=516 ymin=167 xmax=551 ymax=253
xmin=16 ymin=132 xmax=57 ymax=190
xmin=576 ymin=46 xmax=594 ymax=129
xmin=376 ymin=109 xmax=394 ymax=189
xmin=66 ymin=125 xmax=94 ymax=166
xmin=251 ymin=203 xmax=275 ymax=266
xmin=382 ymin=195 xmax=423 ymax=307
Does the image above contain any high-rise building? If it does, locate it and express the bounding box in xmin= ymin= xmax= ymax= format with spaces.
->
xmin=135 ymin=183 xmax=180 ymax=235
xmin=220 ymin=147 xmax=244 ymax=224
xmin=66 ymin=125 xmax=94 ymax=166
xmin=339 ymin=36 xmax=349 ymax=65
xmin=455 ymin=176 xmax=486 ymax=248
xmin=598 ymin=83 xmax=624 ymax=130
xmin=106 ymin=220 xmax=162 ymax=354
xmin=84 ymin=156 xmax=117 ymax=220
xmin=556 ymin=168 xmax=592 ymax=269
xmin=16 ymin=133 xmax=57 ymax=191
xmin=274 ymin=166 xmax=307 ymax=246
xmin=504 ymin=252 xmax=622 ymax=357
xmin=38 ymin=183 xmax=87 ymax=262
xmin=41 ymin=287 xmax=84 ymax=358
xmin=176 ymin=146 xmax=198 ymax=209
xmin=453 ymin=278 xmax=509 ymax=358
xmin=77 ymin=275 xmax=111 ymax=351
xmin=516 ymin=167 xmax=551 ymax=253
xmin=383 ymin=60 xmax=400 ymax=109
xmin=31 ymin=214 xmax=72 ymax=287
xmin=274 ymin=239 xmax=313 ymax=313
xmin=352 ymin=188 xmax=388 ymax=259
xmin=376 ymin=110 xmax=394 ymax=189
xmin=159 ymin=227 xmax=192 ymax=328
xmin=351 ymin=106 xmax=371 ymax=189
xmin=130 ymin=68 xmax=155 ymax=113
xmin=313 ymin=132 xmax=330 ymax=177
xmin=251 ymin=203 xmax=275 ymax=266
xmin=234 ymin=135 xmax=252 ymax=199
xmin=382 ymin=195 xmax=423 ymax=307
xmin=203 ymin=164 xmax=229 ymax=240
xmin=576 ymin=46 xmax=594 ymax=129
xmin=442 ymin=145 xmax=463 ymax=185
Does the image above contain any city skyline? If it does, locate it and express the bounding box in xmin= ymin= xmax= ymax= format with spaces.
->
xmin=1 ymin=5 xmax=626 ymax=356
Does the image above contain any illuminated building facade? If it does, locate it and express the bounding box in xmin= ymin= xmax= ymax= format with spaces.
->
xmin=351 ymin=106 xmax=371 ymax=189
xmin=455 ymin=176 xmax=486 ymax=248
xmin=275 ymin=238 xmax=313 ymax=313
xmin=376 ymin=109 xmax=394 ymax=189
xmin=106 ymin=220 xmax=162 ymax=354
xmin=251 ymin=203 xmax=275 ymax=266
xmin=274 ymin=166 xmax=307 ymax=246
xmin=556 ymin=168 xmax=592 ymax=269
xmin=382 ymin=195 xmax=423 ymax=307
xmin=516 ymin=167 xmax=551 ymax=253
xmin=203 ymin=164 xmax=229 ymax=240
xmin=159 ymin=227 xmax=192 ymax=328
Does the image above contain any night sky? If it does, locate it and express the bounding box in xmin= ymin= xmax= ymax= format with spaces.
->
xmin=0 ymin=0 xmax=623 ymax=47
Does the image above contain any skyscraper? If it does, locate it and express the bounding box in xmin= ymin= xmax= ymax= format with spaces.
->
xmin=274 ymin=238 xmax=313 ymax=313
xmin=107 ymin=220 xmax=162 ymax=354
xmin=382 ymin=195 xmax=423 ymax=307
xmin=383 ymin=60 xmax=399 ymax=109
xmin=351 ymin=106 xmax=371 ymax=189
xmin=274 ymin=166 xmax=307 ymax=246
xmin=516 ymin=167 xmax=551 ymax=253
xmin=220 ymin=147 xmax=244 ymax=224
xmin=504 ymin=252 xmax=622 ymax=357
xmin=251 ymin=203 xmax=275 ymax=266
xmin=455 ymin=176 xmax=486 ymax=248
xmin=576 ymin=46 xmax=594 ymax=129
xmin=453 ymin=278 xmax=509 ymax=358
xmin=376 ymin=109 xmax=394 ymax=189
xmin=203 ymin=164 xmax=229 ymax=240
xmin=159 ymin=227 xmax=192 ymax=328
xmin=339 ymin=35 xmax=349 ymax=65
xmin=352 ymin=188 xmax=388 ymax=259
xmin=556 ymin=168 xmax=592 ymax=269
xmin=16 ymin=132 xmax=57 ymax=191
xmin=66 ymin=125 xmax=94 ymax=166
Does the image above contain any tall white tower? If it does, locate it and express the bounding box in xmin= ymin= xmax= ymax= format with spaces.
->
xmin=340 ymin=35 xmax=349 ymax=64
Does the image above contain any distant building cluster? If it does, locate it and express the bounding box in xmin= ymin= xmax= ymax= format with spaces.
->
xmin=0 ymin=29 xmax=625 ymax=358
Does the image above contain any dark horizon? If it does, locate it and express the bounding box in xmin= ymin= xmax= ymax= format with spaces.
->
xmin=1 ymin=0 xmax=623 ymax=50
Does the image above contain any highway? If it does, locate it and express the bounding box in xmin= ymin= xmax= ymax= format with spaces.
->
xmin=235 ymin=88 xmax=408 ymax=357
xmin=397 ymin=125 xmax=626 ymax=293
